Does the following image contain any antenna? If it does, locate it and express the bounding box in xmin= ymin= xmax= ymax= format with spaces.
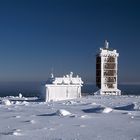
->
xmin=51 ymin=67 xmax=54 ymax=78
xmin=105 ymin=40 xmax=109 ymax=49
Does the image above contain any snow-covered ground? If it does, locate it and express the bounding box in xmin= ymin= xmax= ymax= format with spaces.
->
xmin=0 ymin=95 xmax=140 ymax=140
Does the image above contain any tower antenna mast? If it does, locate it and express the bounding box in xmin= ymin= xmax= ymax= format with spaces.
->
xmin=105 ymin=40 xmax=109 ymax=49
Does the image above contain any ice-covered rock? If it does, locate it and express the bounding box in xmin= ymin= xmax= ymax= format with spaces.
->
xmin=12 ymin=129 xmax=22 ymax=136
xmin=56 ymin=109 xmax=71 ymax=116
xmin=102 ymin=107 xmax=113 ymax=113
xmin=1 ymin=99 xmax=11 ymax=106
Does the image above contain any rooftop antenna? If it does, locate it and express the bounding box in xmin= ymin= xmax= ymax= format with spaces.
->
xmin=51 ymin=67 xmax=54 ymax=78
xmin=70 ymin=72 xmax=73 ymax=78
xmin=105 ymin=40 xmax=109 ymax=49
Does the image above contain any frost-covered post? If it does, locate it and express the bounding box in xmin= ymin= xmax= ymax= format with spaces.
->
xmin=96 ymin=40 xmax=121 ymax=95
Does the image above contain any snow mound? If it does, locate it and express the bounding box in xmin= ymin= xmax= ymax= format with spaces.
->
xmin=1 ymin=99 xmax=12 ymax=106
xmin=133 ymin=102 xmax=140 ymax=110
xmin=56 ymin=109 xmax=71 ymax=116
xmin=12 ymin=129 xmax=22 ymax=136
xmin=30 ymin=120 xmax=36 ymax=124
xmin=22 ymin=101 xmax=29 ymax=105
xmin=102 ymin=107 xmax=113 ymax=113
xmin=13 ymin=131 xmax=22 ymax=136
xmin=83 ymin=106 xmax=113 ymax=113
xmin=80 ymin=115 xmax=91 ymax=119
xmin=16 ymin=115 xmax=21 ymax=118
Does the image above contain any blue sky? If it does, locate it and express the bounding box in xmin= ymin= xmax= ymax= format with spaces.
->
xmin=0 ymin=0 xmax=140 ymax=84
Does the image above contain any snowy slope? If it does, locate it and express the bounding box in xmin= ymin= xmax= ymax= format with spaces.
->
xmin=0 ymin=95 xmax=140 ymax=140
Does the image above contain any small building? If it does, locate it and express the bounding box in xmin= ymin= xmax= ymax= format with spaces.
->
xmin=41 ymin=72 xmax=83 ymax=102
xmin=96 ymin=40 xmax=121 ymax=95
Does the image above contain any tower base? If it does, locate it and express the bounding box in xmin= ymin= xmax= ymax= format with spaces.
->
xmin=94 ymin=89 xmax=121 ymax=95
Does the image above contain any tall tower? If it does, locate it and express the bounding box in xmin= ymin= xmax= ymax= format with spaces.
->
xmin=96 ymin=40 xmax=121 ymax=95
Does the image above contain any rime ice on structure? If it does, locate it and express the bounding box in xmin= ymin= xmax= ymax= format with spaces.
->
xmin=41 ymin=72 xmax=83 ymax=102
xmin=96 ymin=40 xmax=121 ymax=95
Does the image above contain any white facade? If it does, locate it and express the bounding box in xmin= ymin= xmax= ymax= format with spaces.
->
xmin=96 ymin=40 xmax=121 ymax=95
xmin=41 ymin=72 xmax=83 ymax=102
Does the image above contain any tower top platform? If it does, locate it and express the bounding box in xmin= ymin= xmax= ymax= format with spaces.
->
xmin=98 ymin=40 xmax=119 ymax=57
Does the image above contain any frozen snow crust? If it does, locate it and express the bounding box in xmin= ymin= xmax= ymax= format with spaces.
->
xmin=0 ymin=95 xmax=140 ymax=140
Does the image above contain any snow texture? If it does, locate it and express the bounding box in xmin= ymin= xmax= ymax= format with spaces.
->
xmin=0 ymin=95 xmax=140 ymax=140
